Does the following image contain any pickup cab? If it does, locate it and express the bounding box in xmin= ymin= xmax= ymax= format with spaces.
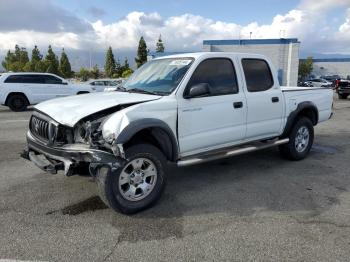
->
xmin=22 ymin=52 xmax=333 ymax=214
xmin=0 ymin=72 xmax=94 ymax=111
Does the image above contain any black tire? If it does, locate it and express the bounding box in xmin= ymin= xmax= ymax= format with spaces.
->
xmin=338 ymin=94 xmax=348 ymax=99
xmin=7 ymin=94 xmax=28 ymax=112
xmin=77 ymin=91 xmax=89 ymax=95
xmin=279 ymin=117 xmax=314 ymax=161
xmin=95 ymin=144 xmax=167 ymax=214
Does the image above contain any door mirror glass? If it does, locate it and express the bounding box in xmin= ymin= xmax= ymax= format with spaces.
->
xmin=185 ymin=83 xmax=210 ymax=98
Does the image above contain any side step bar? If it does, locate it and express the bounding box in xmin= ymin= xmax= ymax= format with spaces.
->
xmin=177 ymin=138 xmax=289 ymax=167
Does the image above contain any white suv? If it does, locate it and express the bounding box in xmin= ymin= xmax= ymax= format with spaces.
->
xmin=0 ymin=72 xmax=94 ymax=111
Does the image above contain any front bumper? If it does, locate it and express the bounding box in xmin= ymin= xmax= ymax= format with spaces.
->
xmin=22 ymin=131 xmax=120 ymax=176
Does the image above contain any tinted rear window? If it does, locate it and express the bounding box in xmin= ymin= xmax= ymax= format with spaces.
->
xmin=242 ymin=59 xmax=274 ymax=92
xmin=4 ymin=75 xmax=44 ymax=84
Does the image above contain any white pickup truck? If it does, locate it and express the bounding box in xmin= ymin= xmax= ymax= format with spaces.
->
xmin=22 ymin=52 xmax=333 ymax=214
xmin=0 ymin=72 xmax=94 ymax=111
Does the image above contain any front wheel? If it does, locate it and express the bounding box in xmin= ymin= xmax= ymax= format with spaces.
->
xmin=279 ymin=117 xmax=314 ymax=161
xmin=95 ymin=144 xmax=167 ymax=214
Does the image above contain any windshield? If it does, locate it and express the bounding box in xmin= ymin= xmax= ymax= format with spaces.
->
xmin=123 ymin=58 xmax=194 ymax=95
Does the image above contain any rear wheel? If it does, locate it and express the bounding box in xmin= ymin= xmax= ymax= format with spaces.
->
xmin=95 ymin=144 xmax=167 ymax=214
xmin=279 ymin=117 xmax=314 ymax=160
xmin=338 ymin=94 xmax=348 ymax=99
xmin=7 ymin=94 xmax=28 ymax=111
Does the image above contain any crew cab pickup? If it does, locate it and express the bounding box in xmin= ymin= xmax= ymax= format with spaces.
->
xmin=22 ymin=53 xmax=333 ymax=214
xmin=0 ymin=73 xmax=94 ymax=111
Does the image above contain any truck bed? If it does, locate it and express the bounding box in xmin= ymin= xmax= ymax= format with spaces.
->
xmin=281 ymin=86 xmax=333 ymax=124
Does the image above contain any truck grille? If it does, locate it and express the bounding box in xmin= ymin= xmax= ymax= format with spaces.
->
xmin=30 ymin=115 xmax=50 ymax=141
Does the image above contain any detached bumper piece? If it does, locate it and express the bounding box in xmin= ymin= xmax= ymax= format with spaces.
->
xmin=22 ymin=131 xmax=118 ymax=176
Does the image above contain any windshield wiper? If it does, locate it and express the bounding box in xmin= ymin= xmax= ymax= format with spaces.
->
xmin=115 ymin=86 xmax=127 ymax=92
xmin=127 ymin=88 xmax=165 ymax=96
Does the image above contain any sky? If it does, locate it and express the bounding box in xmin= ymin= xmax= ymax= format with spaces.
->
xmin=0 ymin=0 xmax=350 ymax=68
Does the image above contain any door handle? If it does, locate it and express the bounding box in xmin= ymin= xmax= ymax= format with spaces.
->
xmin=271 ymin=97 xmax=279 ymax=103
xmin=233 ymin=102 xmax=243 ymax=108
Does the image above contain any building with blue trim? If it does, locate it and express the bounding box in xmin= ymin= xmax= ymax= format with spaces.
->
xmin=310 ymin=58 xmax=350 ymax=78
xmin=203 ymin=38 xmax=300 ymax=86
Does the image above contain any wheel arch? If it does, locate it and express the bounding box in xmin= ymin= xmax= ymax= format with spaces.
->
xmin=115 ymin=118 xmax=179 ymax=162
xmin=281 ymin=101 xmax=318 ymax=138
xmin=77 ymin=91 xmax=90 ymax=95
xmin=5 ymin=92 xmax=30 ymax=106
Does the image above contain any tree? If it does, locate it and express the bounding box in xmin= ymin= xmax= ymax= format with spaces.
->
xmin=77 ymin=67 xmax=90 ymax=81
xmin=23 ymin=61 xmax=32 ymax=72
xmin=135 ymin=36 xmax=148 ymax=68
xmin=156 ymin=35 xmax=165 ymax=53
xmin=122 ymin=69 xmax=133 ymax=78
xmin=34 ymin=60 xmax=46 ymax=72
xmin=90 ymin=64 xmax=100 ymax=79
xmin=14 ymin=45 xmax=21 ymax=62
xmin=122 ymin=57 xmax=130 ymax=72
xmin=59 ymin=48 xmax=73 ymax=78
xmin=299 ymin=57 xmax=313 ymax=81
xmin=44 ymin=45 xmax=59 ymax=75
xmin=115 ymin=59 xmax=123 ymax=77
xmin=1 ymin=50 xmax=15 ymax=71
xmin=19 ymin=48 xmax=29 ymax=66
xmin=31 ymin=45 xmax=43 ymax=71
xmin=104 ymin=46 xmax=116 ymax=78
xmin=3 ymin=45 xmax=29 ymax=71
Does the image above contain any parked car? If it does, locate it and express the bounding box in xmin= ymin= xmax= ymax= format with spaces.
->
xmin=321 ymin=75 xmax=341 ymax=82
xmin=298 ymin=81 xmax=313 ymax=87
xmin=22 ymin=52 xmax=333 ymax=214
xmin=0 ymin=73 xmax=94 ymax=111
xmin=87 ymin=79 xmax=123 ymax=92
xmin=335 ymin=79 xmax=350 ymax=99
xmin=307 ymin=78 xmax=332 ymax=87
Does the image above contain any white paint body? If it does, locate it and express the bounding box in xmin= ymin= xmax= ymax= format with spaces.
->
xmin=30 ymin=53 xmax=333 ymax=159
xmin=0 ymin=73 xmax=94 ymax=106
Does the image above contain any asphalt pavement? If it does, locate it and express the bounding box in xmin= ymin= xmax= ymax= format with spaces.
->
xmin=0 ymin=98 xmax=350 ymax=262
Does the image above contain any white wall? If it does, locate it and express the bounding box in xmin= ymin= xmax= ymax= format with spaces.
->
xmin=312 ymin=62 xmax=350 ymax=78
xmin=203 ymin=43 xmax=300 ymax=86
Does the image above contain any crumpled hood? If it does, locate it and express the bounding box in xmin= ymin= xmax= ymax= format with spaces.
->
xmin=34 ymin=92 xmax=160 ymax=127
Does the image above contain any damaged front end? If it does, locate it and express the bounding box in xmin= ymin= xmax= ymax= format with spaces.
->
xmin=22 ymin=106 xmax=130 ymax=177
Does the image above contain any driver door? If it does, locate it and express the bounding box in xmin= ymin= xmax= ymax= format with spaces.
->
xmin=177 ymin=58 xmax=247 ymax=157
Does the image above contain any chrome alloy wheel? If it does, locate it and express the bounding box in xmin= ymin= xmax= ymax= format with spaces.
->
xmin=118 ymin=158 xmax=158 ymax=201
xmin=294 ymin=126 xmax=310 ymax=153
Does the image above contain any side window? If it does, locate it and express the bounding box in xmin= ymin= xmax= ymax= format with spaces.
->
xmin=242 ymin=59 xmax=274 ymax=92
xmin=4 ymin=74 xmax=44 ymax=84
xmin=43 ymin=75 xmax=63 ymax=84
xmin=186 ymin=58 xmax=238 ymax=96
xmin=4 ymin=75 xmax=25 ymax=83
xmin=25 ymin=75 xmax=45 ymax=84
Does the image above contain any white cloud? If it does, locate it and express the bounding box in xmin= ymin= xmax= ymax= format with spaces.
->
xmin=0 ymin=0 xmax=350 ymax=55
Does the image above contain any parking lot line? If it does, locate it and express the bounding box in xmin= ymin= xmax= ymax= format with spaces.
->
xmin=0 ymin=120 xmax=28 ymax=123
xmin=0 ymin=260 xmax=48 ymax=262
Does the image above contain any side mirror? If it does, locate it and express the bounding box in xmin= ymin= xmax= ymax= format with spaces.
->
xmin=184 ymin=83 xmax=210 ymax=99
xmin=62 ymin=81 xmax=68 ymax=85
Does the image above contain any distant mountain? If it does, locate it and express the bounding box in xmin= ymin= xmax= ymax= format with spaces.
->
xmin=300 ymin=52 xmax=350 ymax=59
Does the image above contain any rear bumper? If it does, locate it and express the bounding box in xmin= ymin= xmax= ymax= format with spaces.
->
xmin=22 ymin=131 xmax=120 ymax=176
xmin=337 ymin=88 xmax=350 ymax=95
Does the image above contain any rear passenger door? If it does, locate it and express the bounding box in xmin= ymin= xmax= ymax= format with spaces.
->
xmin=41 ymin=75 xmax=72 ymax=100
xmin=178 ymin=57 xmax=247 ymax=156
xmin=240 ymin=58 xmax=284 ymax=140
